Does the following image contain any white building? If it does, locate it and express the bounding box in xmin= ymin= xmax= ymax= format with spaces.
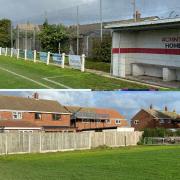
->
xmin=106 ymin=18 xmax=180 ymax=81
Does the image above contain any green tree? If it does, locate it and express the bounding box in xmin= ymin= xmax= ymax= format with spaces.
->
xmin=0 ymin=19 xmax=11 ymax=47
xmin=92 ymin=35 xmax=112 ymax=63
xmin=39 ymin=23 xmax=70 ymax=53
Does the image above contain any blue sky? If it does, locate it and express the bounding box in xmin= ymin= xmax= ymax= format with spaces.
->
xmin=0 ymin=91 xmax=179 ymax=123
xmin=0 ymin=0 xmax=179 ymax=24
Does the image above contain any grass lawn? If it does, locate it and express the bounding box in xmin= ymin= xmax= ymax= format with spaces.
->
xmin=0 ymin=55 xmax=152 ymax=90
xmin=0 ymin=146 xmax=180 ymax=180
xmin=85 ymin=59 xmax=111 ymax=73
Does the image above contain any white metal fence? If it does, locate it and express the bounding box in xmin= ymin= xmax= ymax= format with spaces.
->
xmin=0 ymin=131 xmax=142 ymax=155
xmin=0 ymin=47 xmax=85 ymax=72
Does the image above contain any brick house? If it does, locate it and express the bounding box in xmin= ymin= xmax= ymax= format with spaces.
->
xmin=0 ymin=94 xmax=128 ymax=133
xmin=131 ymin=105 xmax=180 ymax=131
xmin=0 ymin=93 xmax=73 ymax=133
xmin=66 ymin=106 xmax=128 ymax=132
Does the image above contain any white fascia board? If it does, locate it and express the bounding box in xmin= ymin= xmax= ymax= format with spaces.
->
xmin=105 ymin=17 xmax=180 ymax=29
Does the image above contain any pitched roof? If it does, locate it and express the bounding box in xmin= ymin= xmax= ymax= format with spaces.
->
xmin=144 ymin=109 xmax=180 ymax=120
xmin=65 ymin=106 xmax=125 ymax=120
xmin=0 ymin=96 xmax=70 ymax=114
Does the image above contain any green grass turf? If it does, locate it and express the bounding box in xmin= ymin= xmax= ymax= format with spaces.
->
xmin=0 ymin=56 xmax=152 ymax=90
xmin=0 ymin=146 xmax=180 ymax=180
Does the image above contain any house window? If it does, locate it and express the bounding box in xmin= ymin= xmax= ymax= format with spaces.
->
xmin=105 ymin=120 xmax=111 ymax=124
xmin=134 ymin=120 xmax=139 ymax=125
xmin=52 ymin=114 xmax=61 ymax=121
xmin=12 ymin=112 xmax=22 ymax=120
xmin=82 ymin=119 xmax=90 ymax=123
xmin=96 ymin=120 xmax=101 ymax=123
xmin=35 ymin=113 xmax=42 ymax=120
xmin=115 ymin=119 xmax=121 ymax=124
xmin=160 ymin=119 xmax=165 ymax=124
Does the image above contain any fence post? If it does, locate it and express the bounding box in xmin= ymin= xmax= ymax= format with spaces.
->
xmin=89 ymin=132 xmax=92 ymax=149
xmin=34 ymin=50 xmax=36 ymax=63
xmin=17 ymin=49 xmax=19 ymax=59
xmin=11 ymin=48 xmax=13 ymax=57
xmin=74 ymin=133 xmax=76 ymax=150
xmin=103 ymin=132 xmax=106 ymax=145
xmin=39 ymin=133 xmax=42 ymax=153
xmin=81 ymin=54 xmax=85 ymax=72
xmin=28 ymin=133 xmax=31 ymax=153
xmin=124 ymin=136 xmax=127 ymax=147
xmin=5 ymin=133 xmax=8 ymax=155
xmin=62 ymin=53 xmax=65 ymax=68
xmin=0 ymin=47 xmax=1 ymax=55
xmin=24 ymin=49 xmax=27 ymax=60
xmin=115 ymin=132 xmax=117 ymax=147
xmin=5 ymin=47 xmax=7 ymax=56
xmin=47 ymin=52 xmax=50 ymax=65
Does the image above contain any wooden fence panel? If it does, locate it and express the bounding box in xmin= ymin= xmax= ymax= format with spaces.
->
xmin=0 ymin=131 xmax=142 ymax=155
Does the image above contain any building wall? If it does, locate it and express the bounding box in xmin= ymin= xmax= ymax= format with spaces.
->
xmin=112 ymin=29 xmax=180 ymax=80
xmin=76 ymin=118 xmax=128 ymax=130
xmin=0 ymin=111 xmax=71 ymax=127
xmin=131 ymin=110 xmax=180 ymax=131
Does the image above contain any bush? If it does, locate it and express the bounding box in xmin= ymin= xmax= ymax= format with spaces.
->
xmin=92 ymin=36 xmax=112 ymax=63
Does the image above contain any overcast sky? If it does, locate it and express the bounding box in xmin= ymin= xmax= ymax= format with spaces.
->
xmin=0 ymin=0 xmax=180 ymax=24
xmin=0 ymin=91 xmax=179 ymax=123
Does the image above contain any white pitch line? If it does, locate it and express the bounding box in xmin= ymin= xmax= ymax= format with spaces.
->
xmin=0 ymin=66 xmax=53 ymax=89
xmin=43 ymin=77 xmax=71 ymax=89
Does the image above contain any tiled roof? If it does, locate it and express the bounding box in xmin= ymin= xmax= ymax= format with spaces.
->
xmin=0 ymin=96 xmax=70 ymax=114
xmin=144 ymin=109 xmax=180 ymax=120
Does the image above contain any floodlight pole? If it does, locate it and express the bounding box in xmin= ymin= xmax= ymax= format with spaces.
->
xmin=33 ymin=27 xmax=36 ymax=50
xmin=17 ymin=25 xmax=20 ymax=49
xmin=25 ymin=22 xmax=28 ymax=50
xmin=76 ymin=6 xmax=79 ymax=55
xmin=100 ymin=0 xmax=103 ymax=41
xmin=11 ymin=22 xmax=13 ymax=48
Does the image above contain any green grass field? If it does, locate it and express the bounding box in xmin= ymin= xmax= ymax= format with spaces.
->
xmin=0 ymin=146 xmax=180 ymax=180
xmin=0 ymin=55 xmax=153 ymax=90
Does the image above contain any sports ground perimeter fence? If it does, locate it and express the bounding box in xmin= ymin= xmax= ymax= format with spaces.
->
xmin=0 ymin=131 xmax=142 ymax=155
xmin=0 ymin=47 xmax=86 ymax=72
xmin=143 ymin=137 xmax=180 ymax=145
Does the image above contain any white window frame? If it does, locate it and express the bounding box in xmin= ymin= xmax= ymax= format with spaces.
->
xmin=115 ymin=119 xmax=121 ymax=125
xmin=159 ymin=119 xmax=165 ymax=124
xmin=12 ymin=112 xmax=22 ymax=120
xmin=134 ymin=120 xmax=140 ymax=125
xmin=105 ymin=120 xmax=111 ymax=124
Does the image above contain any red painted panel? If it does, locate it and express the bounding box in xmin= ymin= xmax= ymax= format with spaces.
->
xmin=112 ymin=48 xmax=180 ymax=55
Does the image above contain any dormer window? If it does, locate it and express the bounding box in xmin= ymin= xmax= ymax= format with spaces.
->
xmin=115 ymin=119 xmax=121 ymax=124
xmin=134 ymin=120 xmax=140 ymax=125
xmin=12 ymin=112 xmax=22 ymax=120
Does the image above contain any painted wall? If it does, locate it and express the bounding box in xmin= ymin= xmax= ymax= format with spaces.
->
xmin=112 ymin=29 xmax=180 ymax=80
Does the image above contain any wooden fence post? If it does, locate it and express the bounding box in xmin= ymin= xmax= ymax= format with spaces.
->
xmin=24 ymin=49 xmax=27 ymax=60
xmin=81 ymin=54 xmax=85 ymax=72
xmin=17 ymin=49 xmax=19 ymax=59
xmin=11 ymin=48 xmax=13 ymax=57
xmin=5 ymin=47 xmax=7 ymax=56
xmin=34 ymin=50 xmax=36 ymax=63
xmin=47 ymin=52 xmax=50 ymax=65
xmin=39 ymin=133 xmax=42 ymax=153
xmin=62 ymin=53 xmax=65 ymax=68
xmin=124 ymin=136 xmax=127 ymax=147
xmin=0 ymin=47 xmax=2 ymax=55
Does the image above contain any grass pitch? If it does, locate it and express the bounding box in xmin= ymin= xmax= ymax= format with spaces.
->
xmin=0 ymin=146 xmax=180 ymax=180
xmin=0 ymin=55 xmax=153 ymax=89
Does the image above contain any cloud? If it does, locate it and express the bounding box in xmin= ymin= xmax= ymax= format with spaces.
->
xmin=0 ymin=0 xmax=179 ymax=24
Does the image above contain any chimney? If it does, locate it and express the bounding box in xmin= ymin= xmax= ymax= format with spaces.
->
xmin=150 ymin=104 xmax=153 ymax=110
xmin=134 ymin=10 xmax=141 ymax=20
xmin=33 ymin=92 xmax=39 ymax=100
xmin=164 ymin=106 xmax=168 ymax=112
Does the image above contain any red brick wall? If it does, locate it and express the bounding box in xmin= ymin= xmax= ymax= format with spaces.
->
xmin=0 ymin=111 xmax=71 ymax=127
xmin=131 ymin=110 xmax=180 ymax=130
xmin=76 ymin=119 xmax=128 ymax=130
